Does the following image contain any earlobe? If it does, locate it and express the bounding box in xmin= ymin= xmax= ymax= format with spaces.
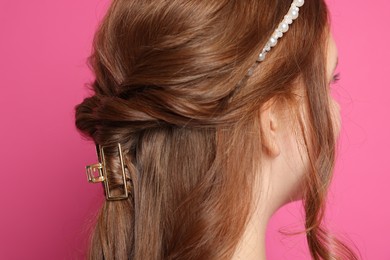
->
xmin=260 ymin=104 xmax=281 ymax=158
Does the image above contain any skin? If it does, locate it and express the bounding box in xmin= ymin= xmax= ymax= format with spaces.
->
xmin=232 ymin=31 xmax=340 ymax=260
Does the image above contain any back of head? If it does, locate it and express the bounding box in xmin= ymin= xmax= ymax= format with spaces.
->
xmin=75 ymin=0 xmax=358 ymax=259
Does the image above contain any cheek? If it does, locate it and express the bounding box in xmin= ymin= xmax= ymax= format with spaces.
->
xmin=330 ymin=99 xmax=341 ymax=137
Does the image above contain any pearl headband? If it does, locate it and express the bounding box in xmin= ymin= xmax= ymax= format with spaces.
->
xmin=246 ymin=0 xmax=304 ymax=77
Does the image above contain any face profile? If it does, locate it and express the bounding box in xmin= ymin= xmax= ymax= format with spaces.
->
xmin=232 ymin=31 xmax=343 ymax=260
xmin=256 ymin=29 xmax=340 ymax=203
xmin=327 ymin=32 xmax=342 ymax=137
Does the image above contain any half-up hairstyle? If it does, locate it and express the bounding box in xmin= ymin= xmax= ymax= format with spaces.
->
xmin=75 ymin=0 xmax=358 ymax=259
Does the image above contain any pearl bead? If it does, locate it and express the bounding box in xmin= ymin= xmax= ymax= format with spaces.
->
xmin=284 ymin=15 xmax=293 ymax=24
xmin=264 ymin=44 xmax=271 ymax=52
xmin=294 ymin=0 xmax=304 ymax=7
xmin=257 ymin=52 xmax=267 ymax=62
xmin=291 ymin=6 xmax=299 ymax=13
xmin=278 ymin=22 xmax=289 ymax=33
xmin=273 ymin=30 xmax=283 ymax=39
xmin=289 ymin=8 xmax=299 ymax=20
xmin=269 ymin=37 xmax=277 ymax=47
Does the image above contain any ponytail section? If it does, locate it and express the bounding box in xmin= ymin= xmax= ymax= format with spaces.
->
xmin=88 ymin=199 xmax=134 ymax=259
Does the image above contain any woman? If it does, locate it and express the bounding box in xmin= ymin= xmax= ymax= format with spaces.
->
xmin=75 ymin=0 xmax=358 ymax=259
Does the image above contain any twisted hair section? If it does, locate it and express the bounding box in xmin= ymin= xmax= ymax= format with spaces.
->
xmin=75 ymin=0 xmax=359 ymax=259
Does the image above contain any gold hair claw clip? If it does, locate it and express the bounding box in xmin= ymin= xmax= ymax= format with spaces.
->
xmin=85 ymin=143 xmax=129 ymax=201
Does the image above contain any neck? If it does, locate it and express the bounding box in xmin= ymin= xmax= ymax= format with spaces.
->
xmin=231 ymin=159 xmax=289 ymax=260
xmin=231 ymin=207 xmax=271 ymax=260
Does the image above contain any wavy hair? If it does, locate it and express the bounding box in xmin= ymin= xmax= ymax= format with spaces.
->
xmin=75 ymin=0 xmax=358 ymax=259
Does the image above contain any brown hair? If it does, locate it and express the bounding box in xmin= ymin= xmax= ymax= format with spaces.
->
xmin=75 ymin=0 xmax=358 ymax=259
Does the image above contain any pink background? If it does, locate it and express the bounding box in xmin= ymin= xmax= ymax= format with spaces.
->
xmin=0 ymin=0 xmax=389 ymax=259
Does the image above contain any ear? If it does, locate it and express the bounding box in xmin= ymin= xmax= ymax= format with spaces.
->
xmin=259 ymin=101 xmax=281 ymax=158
